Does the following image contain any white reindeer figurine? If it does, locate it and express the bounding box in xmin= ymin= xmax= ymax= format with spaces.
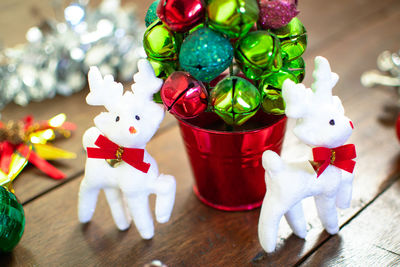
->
xmin=258 ymin=56 xmax=356 ymax=253
xmin=78 ymin=59 xmax=176 ymax=239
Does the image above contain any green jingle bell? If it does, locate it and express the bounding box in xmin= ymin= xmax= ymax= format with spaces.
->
xmin=271 ymin=17 xmax=307 ymax=61
xmin=282 ymin=56 xmax=305 ymax=82
xmin=207 ymin=0 xmax=259 ymax=39
xmin=179 ymin=27 xmax=233 ymax=82
xmin=148 ymin=58 xmax=178 ymax=103
xmin=148 ymin=58 xmax=178 ymax=80
xmin=143 ymin=19 xmax=181 ymax=61
xmin=234 ymin=31 xmax=282 ymax=80
xmin=259 ymin=69 xmax=298 ymax=115
xmin=0 ymin=186 xmax=25 ymax=252
xmin=211 ymin=76 xmax=261 ymax=126
xmin=145 ymin=0 xmax=160 ymax=27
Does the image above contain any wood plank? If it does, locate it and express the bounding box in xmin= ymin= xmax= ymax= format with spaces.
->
xmin=300 ymin=177 xmax=400 ymax=266
xmin=1 ymin=0 xmax=400 ymax=265
xmin=298 ymin=0 xmax=400 ymax=52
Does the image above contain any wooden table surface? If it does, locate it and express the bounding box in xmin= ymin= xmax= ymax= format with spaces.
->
xmin=1 ymin=0 xmax=400 ymax=266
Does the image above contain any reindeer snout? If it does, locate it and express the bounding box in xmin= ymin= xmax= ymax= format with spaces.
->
xmin=129 ymin=126 xmax=137 ymax=134
xmin=349 ymin=121 xmax=354 ymax=129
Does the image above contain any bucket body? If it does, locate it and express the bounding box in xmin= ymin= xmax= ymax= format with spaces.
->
xmin=178 ymin=112 xmax=287 ymax=211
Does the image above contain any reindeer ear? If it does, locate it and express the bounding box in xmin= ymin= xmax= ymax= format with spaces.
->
xmin=86 ymin=66 xmax=123 ymax=110
xmin=282 ymin=79 xmax=312 ymax=118
xmin=131 ymin=59 xmax=163 ymax=102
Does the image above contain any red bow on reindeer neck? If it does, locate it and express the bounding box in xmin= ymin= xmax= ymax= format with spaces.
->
xmin=87 ymin=135 xmax=150 ymax=173
xmin=312 ymin=144 xmax=356 ymax=177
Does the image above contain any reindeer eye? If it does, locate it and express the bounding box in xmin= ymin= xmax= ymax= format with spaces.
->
xmin=329 ymin=119 xmax=335 ymax=126
xmin=116 ymin=116 xmax=120 ymax=122
xmin=135 ymin=115 xmax=140 ymax=121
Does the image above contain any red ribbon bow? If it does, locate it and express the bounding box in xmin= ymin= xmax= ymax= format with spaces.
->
xmin=312 ymin=144 xmax=356 ymax=177
xmin=87 ymin=135 xmax=150 ymax=173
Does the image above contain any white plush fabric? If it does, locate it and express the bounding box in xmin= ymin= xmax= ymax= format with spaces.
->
xmin=258 ymin=56 xmax=355 ymax=253
xmin=78 ymin=59 xmax=176 ymax=239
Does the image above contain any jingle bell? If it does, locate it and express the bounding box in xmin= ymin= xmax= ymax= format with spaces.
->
xmin=179 ymin=27 xmax=233 ymax=82
xmin=207 ymin=0 xmax=259 ymax=38
xmin=234 ymin=31 xmax=282 ymax=80
xmin=161 ymin=71 xmax=208 ymax=119
xmin=210 ymin=76 xmax=261 ymax=126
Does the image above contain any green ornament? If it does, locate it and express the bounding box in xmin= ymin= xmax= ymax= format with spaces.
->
xmin=235 ymin=31 xmax=282 ymax=80
xmin=261 ymin=88 xmax=285 ymax=115
xmin=0 ymin=186 xmax=25 ymax=252
xmin=143 ymin=19 xmax=181 ymax=61
xmin=179 ymin=27 xmax=233 ymax=82
xmin=145 ymin=0 xmax=160 ymax=27
xmin=207 ymin=0 xmax=259 ymax=38
xmin=260 ymin=69 xmax=298 ymax=89
xmin=282 ymin=56 xmax=305 ymax=82
xmin=148 ymin=58 xmax=177 ymax=104
xmin=148 ymin=58 xmax=178 ymax=80
xmin=271 ymin=17 xmax=307 ymax=61
xmin=211 ymin=76 xmax=261 ymax=126
xmin=259 ymin=70 xmax=298 ymax=115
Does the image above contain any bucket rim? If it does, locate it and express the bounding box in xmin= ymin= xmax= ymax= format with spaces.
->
xmin=177 ymin=114 xmax=287 ymax=135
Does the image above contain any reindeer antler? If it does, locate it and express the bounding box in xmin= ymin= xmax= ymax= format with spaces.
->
xmin=131 ymin=59 xmax=163 ymax=102
xmin=87 ymin=67 xmax=124 ymax=111
xmin=311 ymin=56 xmax=339 ymax=103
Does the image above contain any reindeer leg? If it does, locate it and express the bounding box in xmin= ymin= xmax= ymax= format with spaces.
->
xmin=125 ymin=193 xmax=154 ymax=239
xmin=104 ymin=188 xmax=131 ymax=231
xmin=284 ymin=201 xmax=307 ymax=238
xmin=78 ymin=179 xmax=100 ymax=223
xmin=314 ymin=194 xmax=339 ymax=234
xmin=336 ymin=171 xmax=354 ymax=209
xmin=153 ymin=174 xmax=176 ymax=223
xmin=258 ymin=197 xmax=286 ymax=253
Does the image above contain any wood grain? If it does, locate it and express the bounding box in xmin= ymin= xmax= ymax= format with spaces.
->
xmin=300 ymin=177 xmax=400 ymax=267
xmin=0 ymin=0 xmax=400 ymax=266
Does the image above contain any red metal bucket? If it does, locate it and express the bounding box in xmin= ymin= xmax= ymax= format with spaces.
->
xmin=178 ymin=111 xmax=287 ymax=211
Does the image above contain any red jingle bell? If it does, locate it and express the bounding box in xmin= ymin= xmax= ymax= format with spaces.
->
xmin=161 ymin=71 xmax=208 ymax=119
xmin=156 ymin=0 xmax=206 ymax=32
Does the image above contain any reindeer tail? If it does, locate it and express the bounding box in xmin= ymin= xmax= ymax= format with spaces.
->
xmin=262 ymin=150 xmax=285 ymax=177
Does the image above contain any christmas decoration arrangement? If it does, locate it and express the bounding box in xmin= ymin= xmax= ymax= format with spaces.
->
xmin=0 ymin=114 xmax=74 ymax=252
xmin=0 ymin=113 xmax=76 ymax=181
xmin=143 ymin=0 xmax=307 ymax=127
xmin=78 ymin=59 xmax=176 ymax=239
xmin=258 ymin=56 xmax=356 ymax=253
xmin=0 ymin=0 xmax=144 ymax=111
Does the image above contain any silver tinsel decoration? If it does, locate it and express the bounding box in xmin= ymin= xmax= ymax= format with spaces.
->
xmin=0 ymin=0 xmax=145 ymax=110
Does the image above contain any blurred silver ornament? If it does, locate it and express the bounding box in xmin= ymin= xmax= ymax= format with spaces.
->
xmin=361 ymin=50 xmax=400 ymax=88
xmin=0 ymin=0 xmax=144 ymax=110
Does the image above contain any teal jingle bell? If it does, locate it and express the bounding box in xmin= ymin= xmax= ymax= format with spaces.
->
xmin=145 ymin=0 xmax=160 ymax=27
xmin=234 ymin=31 xmax=282 ymax=80
xmin=210 ymin=76 xmax=261 ymax=126
xmin=271 ymin=17 xmax=307 ymax=61
xmin=259 ymin=70 xmax=298 ymax=115
xmin=0 ymin=186 xmax=25 ymax=252
xmin=179 ymin=27 xmax=233 ymax=82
